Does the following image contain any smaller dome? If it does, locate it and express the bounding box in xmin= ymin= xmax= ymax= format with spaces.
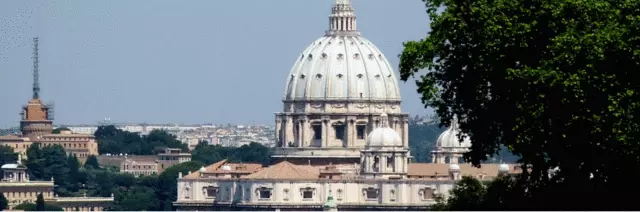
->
xmin=199 ymin=166 xmax=206 ymax=173
xmin=366 ymin=113 xmax=402 ymax=147
xmin=449 ymin=164 xmax=460 ymax=171
xmin=436 ymin=118 xmax=472 ymax=149
xmin=1 ymin=164 xmax=24 ymax=169
xmin=499 ymin=164 xmax=510 ymax=172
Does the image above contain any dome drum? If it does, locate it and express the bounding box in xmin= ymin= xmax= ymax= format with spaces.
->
xmin=282 ymin=101 xmax=402 ymax=115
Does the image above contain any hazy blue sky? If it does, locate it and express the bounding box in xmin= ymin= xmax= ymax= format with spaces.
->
xmin=0 ymin=0 xmax=431 ymax=127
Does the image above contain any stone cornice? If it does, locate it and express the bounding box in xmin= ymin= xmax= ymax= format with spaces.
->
xmin=178 ymin=177 xmax=457 ymax=184
xmin=274 ymin=112 xmax=410 ymax=116
xmin=282 ymin=99 xmax=401 ymax=104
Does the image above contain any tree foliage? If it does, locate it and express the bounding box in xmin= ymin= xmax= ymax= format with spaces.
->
xmin=94 ymin=125 xmax=188 ymax=155
xmin=400 ymin=0 xmax=640 ymax=209
xmin=155 ymin=161 xmax=205 ymax=211
xmin=0 ymin=192 xmax=7 ymax=210
xmin=435 ymin=176 xmax=524 ymax=210
xmin=84 ymin=155 xmax=100 ymax=169
xmin=35 ymin=193 xmax=45 ymax=211
xmin=26 ymin=144 xmax=76 ymax=195
xmin=191 ymin=142 xmax=272 ymax=166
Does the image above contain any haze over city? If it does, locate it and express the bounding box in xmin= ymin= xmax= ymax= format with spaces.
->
xmin=0 ymin=0 xmax=431 ymax=128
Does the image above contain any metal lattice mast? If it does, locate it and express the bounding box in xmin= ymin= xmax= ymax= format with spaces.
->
xmin=32 ymin=37 xmax=40 ymax=99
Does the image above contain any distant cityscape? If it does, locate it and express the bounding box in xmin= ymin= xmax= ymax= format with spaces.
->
xmin=0 ymin=122 xmax=276 ymax=151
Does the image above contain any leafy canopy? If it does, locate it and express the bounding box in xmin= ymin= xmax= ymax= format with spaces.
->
xmin=94 ymin=125 xmax=188 ymax=155
xmin=400 ymin=0 xmax=640 ymax=209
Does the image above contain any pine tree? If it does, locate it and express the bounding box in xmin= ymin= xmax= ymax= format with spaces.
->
xmin=35 ymin=193 xmax=45 ymax=211
xmin=0 ymin=192 xmax=8 ymax=210
xmin=84 ymin=155 xmax=100 ymax=169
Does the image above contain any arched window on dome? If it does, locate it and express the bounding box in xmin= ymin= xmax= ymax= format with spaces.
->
xmin=387 ymin=156 xmax=395 ymax=172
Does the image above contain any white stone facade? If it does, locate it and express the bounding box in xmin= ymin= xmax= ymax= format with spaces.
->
xmin=176 ymin=178 xmax=453 ymax=210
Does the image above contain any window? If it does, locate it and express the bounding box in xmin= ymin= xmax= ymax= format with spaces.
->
xmin=205 ymin=186 xmax=219 ymax=198
xmin=420 ymin=188 xmax=435 ymax=200
xmin=300 ymin=187 xmax=315 ymax=200
xmin=364 ymin=188 xmax=379 ymax=200
xmin=334 ymin=125 xmax=345 ymax=140
xmin=259 ymin=189 xmax=272 ymax=199
xmin=302 ymin=190 xmax=313 ymax=199
xmin=373 ymin=157 xmax=380 ymax=172
xmin=313 ymin=125 xmax=322 ymax=140
xmin=357 ymin=125 xmax=366 ymax=139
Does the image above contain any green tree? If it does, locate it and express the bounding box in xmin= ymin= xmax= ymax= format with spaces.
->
xmin=66 ymin=154 xmax=81 ymax=192
xmin=35 ymin=193 xmax=45 ymax=211
xmin=442 ymin=176 xmax=486 ymax=210
xmin=145 ymin=130 xmax=189 ymax=152
xmin=0 ymin=146 xmax=18 ymax=164
xmin=52 ymin=127 xmax=71 ymax=134
xmin=26 ymin=143 xmax=45 ymax=179
xmin=191 ymin=142 xmax=232 ymax=164
xmin=94 ymin=125 xmax=188 ymax=155
xmin=41 ymin=145 xmax=70 ymax=186
xmin=110 ymin=186 xmax=158 ymax=211
xmin=84 ymin=155 xmax=100 ymax=169
xmin=85 ymin=169 xmax=116 ymax=197
xmin=27 ymin=144 xmax=74 ymax=196
xmin=400 ymin=0 xmax=640 ymax=209
xmin=191 ymin=142 xmax=272 ymax=166
xmin=0 ymin=192 xmax=8 ymax=210
xmin=155 ymin=161 xmax=204 ymax=211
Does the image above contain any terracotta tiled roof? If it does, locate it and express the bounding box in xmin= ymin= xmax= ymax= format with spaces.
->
xmin=407 ymin=163 xmax=521 ymax=178
xmin=183 ymin=159 xmax=228 ymax=179
xmin=182 ymin=159 xmax=263 ymax=179
xmin=243 ymin=161 xmax=319 ymax=180
xmin=207 ymin=163 xmax=262 ymax=174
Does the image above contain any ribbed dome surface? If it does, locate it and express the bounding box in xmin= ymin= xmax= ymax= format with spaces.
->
xmin=283 ymin=0 xmax=401 ymax=102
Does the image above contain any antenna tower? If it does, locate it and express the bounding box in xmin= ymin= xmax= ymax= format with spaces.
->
xmin=32 ymin=37 xmax=40 ymax=99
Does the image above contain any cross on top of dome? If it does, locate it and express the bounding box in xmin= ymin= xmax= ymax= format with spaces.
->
xmin=326 ymin=0 xmax=360 ymax=36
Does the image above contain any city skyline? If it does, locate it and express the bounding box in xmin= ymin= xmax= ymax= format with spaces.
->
xmin=0 ymin=0 xmax=432 ymax=128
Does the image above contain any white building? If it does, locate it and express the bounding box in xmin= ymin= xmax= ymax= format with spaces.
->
xmin=174 ymin=113 xmax=518 ymax=210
